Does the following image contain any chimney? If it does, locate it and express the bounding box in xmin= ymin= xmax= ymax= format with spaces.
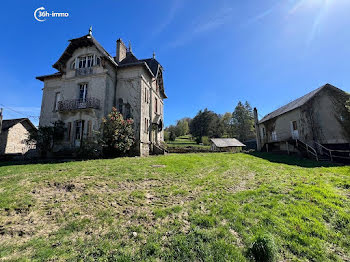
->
xmin=116 ymin=39 xmax=127 ymax=63
xmin=0 ymin=108 xmax=3 ymax=134
xmin=254 ymin=107 xmax=262 ymax=151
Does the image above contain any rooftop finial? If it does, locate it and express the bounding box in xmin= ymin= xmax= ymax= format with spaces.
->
xmin=128 ymin=40 xmax=132 ymax=52
xmin=153 ymin=51 xmax=156 ymax=59
xmin=89 ymin=26 xmax=93 ymax=36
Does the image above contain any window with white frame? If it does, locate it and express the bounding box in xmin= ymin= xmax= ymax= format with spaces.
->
xmin=87 ymin=55 xmax=94 ymax=67
xmin=78 ymin=56 xmax=86 ymax=68
xmin=261 ymin=127 xmax=266 ymax=139
xmin=78 ymin=55 xmax=94 ymax=68
xmin=79 ymin=84 xmax=88 ymax=102
xmin=75 ymin=121 xmax=83 ymax=140
xmin=54 ymin=92 xmax=61 ymax=111
xmin=271 ymin=131 xmax=277 ymax=141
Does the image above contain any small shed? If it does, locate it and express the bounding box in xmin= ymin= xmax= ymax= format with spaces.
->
xmin=0 ymin=118 xmax=37 ymax=156
xmin=210 ymin=138 xmax=246 ymax=152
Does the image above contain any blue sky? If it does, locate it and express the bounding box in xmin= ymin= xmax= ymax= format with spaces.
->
xmin=1 ymin=0 xmax=350 ymax=126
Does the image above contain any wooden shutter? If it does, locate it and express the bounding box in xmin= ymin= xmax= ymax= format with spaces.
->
xmin=88 ymin=120 xmax=92 ymax=137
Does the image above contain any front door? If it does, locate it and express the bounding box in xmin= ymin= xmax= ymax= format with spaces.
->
xmin=152 ymin=129 xmax=158 ymax=145
xmin=290 ymin=120 xmax=299 ymax=139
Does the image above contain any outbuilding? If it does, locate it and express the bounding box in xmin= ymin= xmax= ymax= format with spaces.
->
xmin=0 ymin=118 xmax=37 ymax=156
xmin=210 ymin=138 xmax=246 ymax=152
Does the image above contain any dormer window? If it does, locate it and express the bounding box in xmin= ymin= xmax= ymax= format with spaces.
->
xmin=72 ymin=55 xmax=101 ymax=70
xmin=78 ymin=56 xmax=93 ymax=68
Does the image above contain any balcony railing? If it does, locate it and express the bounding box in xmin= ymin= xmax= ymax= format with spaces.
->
xmin=75 ymin=67 xmax=93 ymax=76
xmin=58 ymin=98 xmax=100 ymax=112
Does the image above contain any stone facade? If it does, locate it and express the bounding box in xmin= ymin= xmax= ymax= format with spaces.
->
xmin=37 ymin=31 xmax=166 ymax=156
xmin=0 ymin=119 xmax=36 ymax=155
xmin=255 ymin=84 xmax=350 ymax=153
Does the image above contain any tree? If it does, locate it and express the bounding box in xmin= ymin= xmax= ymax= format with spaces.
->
xmin=26 ymin=120 xmax=65 ymax=157
xmin=164 ymin=130 xmax=170 ymax=141
xmin=165 ymin=125 xmax=177 ymax=140
xmin=221 ymin=112 xmax=234 ymax=137
xmin=342 ymin=98 xmax=350 ymax=138
xmin=99 ymin=107 xmax=135 ymax=156
xmin=190 ymin=108 xmax=223 ymax=143
xmin=231 ymin=101 xmax=255 ymax=141
xmin=175 ymin=119 xmax=190 ymax=137
xmin=169 ymin=131 xmax=176 ymax=141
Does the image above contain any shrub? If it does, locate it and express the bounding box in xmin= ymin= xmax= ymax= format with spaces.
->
xmin=99 ymin=107 xmax=135 ymax=157
xmin=195 ymin=136 xmax=202 ymax=144
xmin=76 ymin=140 xmax=102 ymax=159
xmin=248 ymin=234 xmax=277 ymax=262
xmin=169 ymin=131 xmax=176 ymax=141
xmin=26 ymin=120 xmax=65 ymax=157
xmin=164 ymin=130 xmax=170 ymax=141
xmin=202 ymin=136 xmax=210 ymax=146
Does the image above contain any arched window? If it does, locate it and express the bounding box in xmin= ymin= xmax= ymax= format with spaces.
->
xmin=118 ymin=98 xmax=123 ymax=114
xmin=71 ymin=61 xmax=76 ymax=69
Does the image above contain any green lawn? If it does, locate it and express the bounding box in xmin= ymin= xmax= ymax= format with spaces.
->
xmin=166 ymin=135 xmax=210 ymax=149
xmin=0 ymin=153 xmax=349 ymax=261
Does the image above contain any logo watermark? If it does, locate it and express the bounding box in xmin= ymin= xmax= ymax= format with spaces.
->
xmin=34 ymin=7 xmax=69 ymax=22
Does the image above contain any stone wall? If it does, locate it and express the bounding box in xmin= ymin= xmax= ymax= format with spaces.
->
xmin=2 ymin=123 xmax=31 ymax=154
xmin=258 ymin=88 xmax=350 ymax=151
xmin=39 ymin=44 xmax=166 ymax=157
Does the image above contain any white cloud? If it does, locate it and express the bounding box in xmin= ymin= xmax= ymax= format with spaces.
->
xmin=168 ymin=6 xmax=233 ymax=48
xmin=152 ymin=0 xmax=185 ymax=36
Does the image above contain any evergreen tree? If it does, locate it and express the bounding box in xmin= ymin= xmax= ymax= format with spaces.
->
xmin=231 ymin=101 xmax=255 ymax=141
xmin=190 ymin=108 xmax=223 ymax=142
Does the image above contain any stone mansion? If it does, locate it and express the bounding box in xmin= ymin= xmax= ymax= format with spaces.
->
xmin=37 ymin=28 xmax=166 ymax=156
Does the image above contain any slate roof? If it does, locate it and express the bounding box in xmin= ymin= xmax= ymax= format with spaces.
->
xmin=259 ymin=84 xmax=340 ymax=124
xmin=119 ymin=53 xmax=166 ymax=98
xmin=53 ymin=34 xmax=118 ymax=72
xmin=119 ymin=53 xmax=161 ymax=77
xmin=118 ymin=52 xmax=140 ymax=65
xmin=36 ymin=72 xmax=63 ymax=81
xmin=1 ymin=118 xmax=36 ymax=131
xmin=36 ymin=32 xmax=167 ymax=97
xmin=211 ymin=138 xmax=246 ymax=148
xmin=139 ymin=58 xmax=161 ymax=76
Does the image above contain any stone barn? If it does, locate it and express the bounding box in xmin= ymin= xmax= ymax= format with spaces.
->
xmin=0 ymin=118 xmax=37 ymax=156
xmin=254 ymin=84 xmax=350 ymax=161
xmin=210 ymin=138 xmax=246 ymax=152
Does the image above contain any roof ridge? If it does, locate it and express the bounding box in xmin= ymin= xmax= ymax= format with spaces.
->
xmin=259 ymin=84 xmax=332 ymax=123
xmin=1 ymin=118 xmax=34 ymax=131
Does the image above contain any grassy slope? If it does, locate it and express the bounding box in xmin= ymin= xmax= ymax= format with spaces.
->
xmin=0 ymin=153 xmax=349 ymax=261
xmin=166 ymin=135 xmax=210 ymax=149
